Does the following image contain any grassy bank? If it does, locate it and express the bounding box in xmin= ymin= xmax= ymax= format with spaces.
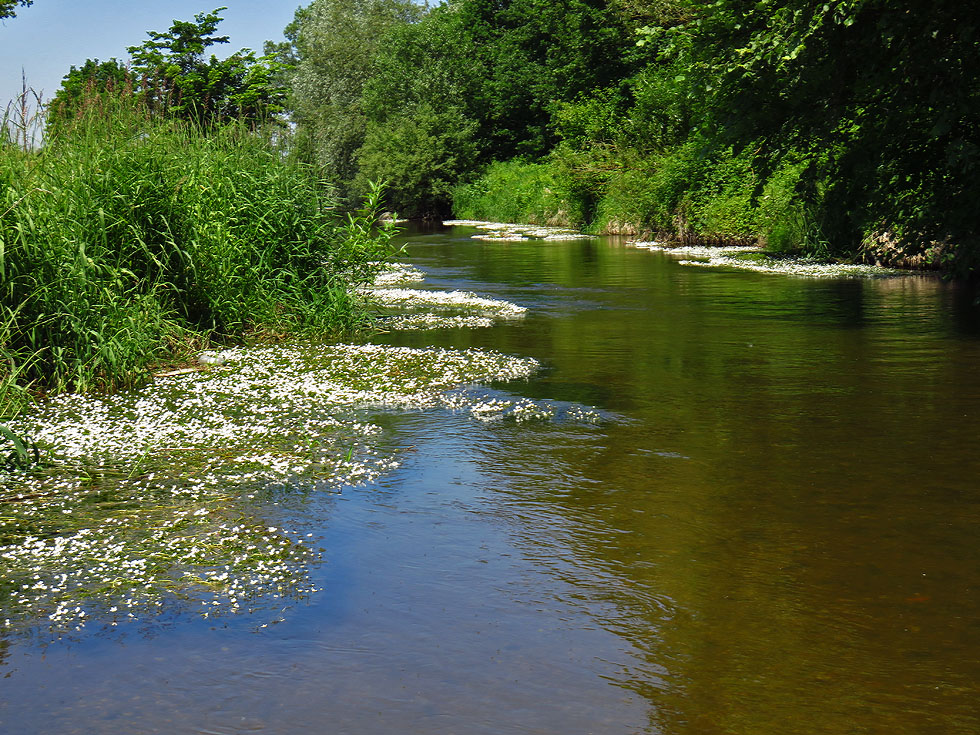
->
xmin=451 ymin=145 xmax=807 ymax=250
xmin=1 ymin=102 xmax=394 ymax=417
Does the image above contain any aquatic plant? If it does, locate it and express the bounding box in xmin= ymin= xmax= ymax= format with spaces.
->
xmin=362 ymin=288 xmax=527 ymax=319
xmin=0 ymin=341 xmax=542 ymax=637
xmin=363 ymin=262 xmax=528 ymax=330
xmin=0 ymin=423 xmax=39 ymax=470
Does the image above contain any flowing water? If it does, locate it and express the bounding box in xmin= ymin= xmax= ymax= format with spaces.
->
xmin=2 ymin=223 xmax=980 ymax=734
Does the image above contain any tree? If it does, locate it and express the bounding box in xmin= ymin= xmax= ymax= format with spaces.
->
xmin=283 ymin=0 xmax=425 ymax=200
xmin=0 ymin=0 xmax=32 ymax=19
xmin=126 ymin=7 xmax=287 ymax=126
xmin=454 ymin=0 xmax=641 ymax=160
xmin=357 ymin=3 xmax=484 ymax=215
xmin=46 ymin=59 xmax=132 ymax=132
xmin=677 ymin=0 xmax=980 ymax=265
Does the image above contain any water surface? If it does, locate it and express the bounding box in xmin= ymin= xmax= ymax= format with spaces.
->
xmin=2 ymin=224 xmax=979 ymax=734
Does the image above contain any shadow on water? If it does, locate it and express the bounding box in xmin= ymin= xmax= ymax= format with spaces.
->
xmin=2 ymin=222 xmax=979 ymax=734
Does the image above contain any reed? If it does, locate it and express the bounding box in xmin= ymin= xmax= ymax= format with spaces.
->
xmin=1 ymin=94 xmax=395 ymax=417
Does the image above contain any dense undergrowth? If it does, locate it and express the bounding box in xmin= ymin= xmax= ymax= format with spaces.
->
xmin=0 ymin=100 xmax=395 ymax=418
xmin=454 ymin=144 xmax=806 ymax=248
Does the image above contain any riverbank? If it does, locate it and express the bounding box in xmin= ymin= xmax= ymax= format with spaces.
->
xmin=442 ymin=218 xmax=915 ymax=279
xmin=0 ymin=106 xmax=396 ymax=419
xmin=450 ymin=157 xmax=967 ymax=275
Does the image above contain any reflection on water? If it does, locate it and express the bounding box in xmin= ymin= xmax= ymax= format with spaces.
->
xmin=2 ymin=224 xmax=979 ymax=733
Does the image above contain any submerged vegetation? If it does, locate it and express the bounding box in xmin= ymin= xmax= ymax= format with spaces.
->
xmin=0 ymin=262 xmax=603 ymax=638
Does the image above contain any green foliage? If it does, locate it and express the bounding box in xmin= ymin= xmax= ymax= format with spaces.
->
xmin=453 ymin=159 xmax=566 ymax=225
xmin=47 ymin=8 xmax=287 ymax=132
xmin=676 ymin=0 xmax=980 ymax=267
xmin=356 ymin=4 xmax=485 ymax=216
xmin=284 ymin=0 xmax=425 ymax=202
xmin=126 ymin=7 xmax=288 ymax=126
xmin=284 ymin=0 xmax=643 ymax=209
xmin=0 ymin=0 xmax=31 ymax=19
xmin=0 ymin=424 xmax=39 ymax=469
xmin=46 ymin=59 xmax=132 ymax=134
xmin=275 ymin=0 xmax=980 ymax=271
xmin=0 ymin=101 xmax=394 ymax=415
xmin=358 ymin=103 xmax=479 ymax=218
xmin=457 ymin=0 xmax=641 ymax=160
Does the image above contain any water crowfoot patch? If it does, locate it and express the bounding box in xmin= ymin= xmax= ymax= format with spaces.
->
xmin=378 ymin=314 xmax=497 ymax=331
xmin=362 ymin=288 xmax=527 ymax=319
xmin=628 ymin=241 xmax=763 ymax=258
xmin=363 ymin=263 xmax=527 ymax=331
xmin=0 ymin=342 xmax=541 ymax=640
xmin=676 ymin=255 xmax=908 ymax=278
xmin=628 ymin=241 xmax=909 ymax=278
xmin=443 ymin=220 xmax=596 ymax=242
xmin=370 ymin=263 xmax=428 ymax=286
xmin=440 ymin=388 xmax=608 ymax=425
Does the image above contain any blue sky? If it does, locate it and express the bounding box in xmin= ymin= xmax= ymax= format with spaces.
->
xmin=1 ymin=1 xmax=302 ymax=109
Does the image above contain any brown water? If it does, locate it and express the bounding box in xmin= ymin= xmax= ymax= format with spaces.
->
xmin=2 ymin=224 xmax=980 ymax=734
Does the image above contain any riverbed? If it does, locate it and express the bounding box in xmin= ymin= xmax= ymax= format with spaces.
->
xmin=2 ymin=222 xmax=979 ymax=734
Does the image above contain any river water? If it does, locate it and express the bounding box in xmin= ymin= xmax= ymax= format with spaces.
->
xmin=2 ymin=223 xmax=980 ymax=734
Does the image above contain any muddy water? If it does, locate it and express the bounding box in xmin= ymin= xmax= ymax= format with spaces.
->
xmin=3 ymin=223 xmax=980 ymax=734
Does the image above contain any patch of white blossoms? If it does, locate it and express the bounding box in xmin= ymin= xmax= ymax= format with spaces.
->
xmin=369 ymin=262 xmax=427 ymax=286
xmin=628 ymin=241 xmax=763 ymax=259
xmin=629 ymin=240 xmax=907 ymax=278
xmin=443 ymin=220 xmax=596 ymax=242
xmin=367 ymin=288 xmax=527 ymax=318
xmin=442 ymin=390 xmax=604 ymax=424
xmin=380 ymin=314 xmax=496 ymax=330
xmin=0 ymin=343 xmax=540 ymax=637
xmin=364 ymin=263 xmax=526 ymax=330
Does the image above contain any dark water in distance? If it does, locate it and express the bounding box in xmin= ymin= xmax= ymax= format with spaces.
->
xmin=3 ymin=224 xmax=980 ymax=734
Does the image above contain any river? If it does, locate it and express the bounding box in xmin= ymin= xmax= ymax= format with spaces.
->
xmin=2 ymin=222 xmax=979 ymax=734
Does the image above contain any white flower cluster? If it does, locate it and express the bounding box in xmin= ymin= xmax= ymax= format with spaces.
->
xmin=363 ymin=288 xmax=527 ymax=318
xmin=442 ymin=220 xmax=595 ymax=242
xmin=370 ymin=263 xmax=427 ymax=286
xmin=628 ymin=241 xmax=762 ymax=258
xmin=628 ymin=240 xmax=907 ymax=278
xmin=378 ymin=314 xmax=496 ymax=331
xmin=440 ymin=390 xmax=605 ymax=425
xmin=362 ymin=263 xmax=526 ymax=331
xmin=0 ymin=342 xmax=540 ymax=638
xmin=677 ymin=255 xmax=907 ymax=278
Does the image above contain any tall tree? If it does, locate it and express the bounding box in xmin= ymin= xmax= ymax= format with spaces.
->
xmin=127 ymin=7 xmax=287 ymax=126
xmin=46 ymin=58 xmax=132 ymax=132
xmin=679 ymin=0 xmax=980 ymax=261
xmin=356 ymin=3 xmax=484 ymax=216
xmin=455 ymin=0 xmax=640 ymax=159
xmin=283 ymin=0 xmax=425 ymax=199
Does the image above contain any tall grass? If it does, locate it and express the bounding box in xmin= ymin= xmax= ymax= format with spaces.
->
xmin=453 ymin=144 xmax=807 ymax=247
xmin=452 ymin=160 xmax=568 ymax=226
xmin=1 ymin=95 xmax=395 ymax=417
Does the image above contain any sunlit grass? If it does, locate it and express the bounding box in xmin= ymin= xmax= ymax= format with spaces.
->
xmin=0 ymin=100 xmax=394 ymax=417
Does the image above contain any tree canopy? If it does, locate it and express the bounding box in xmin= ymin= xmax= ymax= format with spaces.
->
xmin=48 ymin=7 xmax=287 ymax=130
